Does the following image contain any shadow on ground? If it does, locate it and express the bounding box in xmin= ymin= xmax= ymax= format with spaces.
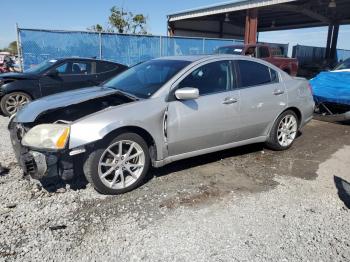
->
xmin=39 ymin=173 xmax=88 ymax=192
xmin=71 ymin=120 xmax=350 ymax=221
xmin=152 ymin=143 xmax=264 ymax=178
xmin=334 ymin=176 xmax=350 ymax=209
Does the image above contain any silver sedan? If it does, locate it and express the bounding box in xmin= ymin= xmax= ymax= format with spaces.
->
xmin=9 ymin=55 xmax=314 ymax=194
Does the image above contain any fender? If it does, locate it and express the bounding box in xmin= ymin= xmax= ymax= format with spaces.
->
xmin=69 ymin=97 xmax=168 ymax=160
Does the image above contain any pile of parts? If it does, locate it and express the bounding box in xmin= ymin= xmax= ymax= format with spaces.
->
xmin=311 ymin=71 xmax=350 ymax=122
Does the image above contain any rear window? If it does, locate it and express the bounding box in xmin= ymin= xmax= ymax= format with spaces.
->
xmin=237 ymin=60 xmax=275 ymax=87
xmin=97 ymin=62 xmax=117 ymax=73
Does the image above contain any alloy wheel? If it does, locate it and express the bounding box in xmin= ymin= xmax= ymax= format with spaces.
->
xmin=5 ymin=94 xmax=30 ymax=115
xmin=98 ymin=140 xmax=145 ymax=189
xmin=277 ymin=114 xmax=298 ymax=147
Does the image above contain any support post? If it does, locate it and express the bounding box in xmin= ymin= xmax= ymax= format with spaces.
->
xmin=330 ymin=24 xmax=339 ymax=61
xmin=325 ymin=24 xmax=333 ymax=59
xmin=167 ymin=22 xmax=174 ymax=37
xmin=202 ymin=38 xmax=205 ymax=54
xmin=244 ymin=8 xmax=258 ymax=44
xmin=219 ymin=21 xmax=224 ymax=38
xmin=16 ymin=23 xmax=23 ymax=72
xmin=159 ymin=36 xmax=162 ymax=57
xmin=99 ymin=32 xmax=102 ymax=59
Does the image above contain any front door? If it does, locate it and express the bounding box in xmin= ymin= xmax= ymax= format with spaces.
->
xmin=60 ymin=61 xmax=97 ymax=90
xmin=235 ymin=59 xmax=287 ymax=140
xmin=166 ymin=60 xmax=240 ymax=156
xmin=40 ymin=61 xmax=97 ymax=97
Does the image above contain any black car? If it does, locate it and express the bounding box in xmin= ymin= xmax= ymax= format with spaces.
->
xmin=0 ymin=58 xmax=128 ymax=116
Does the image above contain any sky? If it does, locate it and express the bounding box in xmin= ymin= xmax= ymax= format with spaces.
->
xmin=0 ymin=0 xmax=349 ymax=52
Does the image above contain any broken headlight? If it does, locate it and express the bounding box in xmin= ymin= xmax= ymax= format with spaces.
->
xmin=22 ymin=124 xmax=70 ymax=150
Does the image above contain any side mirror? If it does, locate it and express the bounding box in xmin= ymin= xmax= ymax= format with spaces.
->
xmin=46 ymin=69 xmax=59 ymax=77
xmin=175 ymin=87 xmax=199 ymax=100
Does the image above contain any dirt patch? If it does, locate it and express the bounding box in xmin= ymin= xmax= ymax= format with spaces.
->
xmin=150 ymin=120 xmax=350 ymax=209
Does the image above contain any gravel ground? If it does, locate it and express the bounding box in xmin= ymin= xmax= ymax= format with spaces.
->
xmin=0 ymin=115 xmax=349 ymax=261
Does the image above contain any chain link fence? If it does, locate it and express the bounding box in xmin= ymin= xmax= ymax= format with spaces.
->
xmin=18 ymin=28 xmax=245 ymax=70
xmin=17 ymin=28 xmax=295 ymax=71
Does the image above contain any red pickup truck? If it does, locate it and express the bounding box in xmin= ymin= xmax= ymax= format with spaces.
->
xmin=215 ymin=44 xmax=298 ymax=76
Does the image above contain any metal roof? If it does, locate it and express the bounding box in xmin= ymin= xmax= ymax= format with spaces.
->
xmin=168 ymin=0 xmax=350 ymax=39
xmin=168 ymin=0 xmax=297 ymax=22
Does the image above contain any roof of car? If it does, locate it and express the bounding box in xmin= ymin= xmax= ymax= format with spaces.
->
xmin=55 ymin=57 xmax=121 ymax=64
xmin=156 ymin=55 xmax=230 ymax=62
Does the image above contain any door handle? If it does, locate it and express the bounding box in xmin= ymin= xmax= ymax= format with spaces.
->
xmin=223 ymin=97 xmax=238 ymax=104
xmin=273 ymin=89 xmax=285 ymax=95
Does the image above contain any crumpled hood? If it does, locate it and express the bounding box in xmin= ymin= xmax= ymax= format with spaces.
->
xmin=15 ymin=86 xmax=118 ymax=123
xmin=0 ymin=72 xmax=39 ymax=80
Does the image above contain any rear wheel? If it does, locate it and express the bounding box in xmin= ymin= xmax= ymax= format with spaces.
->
xmin=83 ymin=133 xmax=150 ymax=195
xmin=265 ymin=110 xmax=299 ymax=151
xmin=0 ymin=92 xmax=32 ymax=116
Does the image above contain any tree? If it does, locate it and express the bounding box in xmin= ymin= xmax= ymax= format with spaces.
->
xmin=0 ymin=41 xmax=18 ymax=55
xmin=87 ymin=24 xmax=104 ymax=33
xmin=132 ymin=14 xmax=147 ymax=34
xmin=88 ymin=6 xmax=148 ymax=34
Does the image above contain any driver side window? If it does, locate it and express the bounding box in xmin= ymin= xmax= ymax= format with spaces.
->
xmin=178 ymin=61 xmax=232 ymax=96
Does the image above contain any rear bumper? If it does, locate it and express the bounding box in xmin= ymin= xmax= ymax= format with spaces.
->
xmin=301 ymin=114 xmax=313 ymax=128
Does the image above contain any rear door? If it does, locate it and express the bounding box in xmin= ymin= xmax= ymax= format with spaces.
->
xmin=166 ymin=59 xmax=241 ymax=156
xmin=235 ymin=59 xmax=287 ymax=140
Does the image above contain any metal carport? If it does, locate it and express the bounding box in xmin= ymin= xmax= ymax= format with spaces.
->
xmin=167 ymin=0 xmax=350 ymax=62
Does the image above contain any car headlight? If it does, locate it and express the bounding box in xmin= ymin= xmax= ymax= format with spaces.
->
xmin=22 ymin=124 xmax=70 ymax=150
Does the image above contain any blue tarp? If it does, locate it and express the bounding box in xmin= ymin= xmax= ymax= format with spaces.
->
xmin=310 ymin=71 xmax=350 ymax=105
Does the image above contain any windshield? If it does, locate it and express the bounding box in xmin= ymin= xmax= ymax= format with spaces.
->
xmin=104 ymin=59 xmax=191 ymax=98
xmin=25 ymin=59 xmax=57 ymax=74
xmin=334 ymin=59 xmax=350 ymax=71
xmin=215 ymin=46 xmax=243 ymax=55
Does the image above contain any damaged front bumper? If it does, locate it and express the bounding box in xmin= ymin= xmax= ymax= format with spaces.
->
xmin=9 ymin=122 xmax=78 ymax=180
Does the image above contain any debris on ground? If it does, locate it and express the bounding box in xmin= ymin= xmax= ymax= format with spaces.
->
xmin=5 ymin=203 xmax=16 ymax=209
xmin=0 ymin=116 xmax=350 ymax=261
xmin=49 ymin=225 xmax=67 ymax=231
xmin=0 ymin=163 xmax=9 ymax=176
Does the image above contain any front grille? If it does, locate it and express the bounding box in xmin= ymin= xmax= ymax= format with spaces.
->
xmin=23 ymin=154 xmax=37 ymax=175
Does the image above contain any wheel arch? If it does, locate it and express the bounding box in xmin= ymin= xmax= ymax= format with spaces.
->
xmin=101 ymin=126 xmax=158 ymax=162
xmin=3 ymin=90 xmax=34 ymax=100
xmin=283 ymin=107 xmax=302 ymax=125
xmin=266 ymin=106 xmax=302 ymax=137
xmin=1 ymin=78 xmax=39 ymax=99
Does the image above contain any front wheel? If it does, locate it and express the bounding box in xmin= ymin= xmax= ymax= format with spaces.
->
xmin=83 ymin=133 xmax=150 ymax=195
xmin=265 ymin=110 xmax=299 ymax=151
xmin=0 ymin=92 xmax=32 ymax=116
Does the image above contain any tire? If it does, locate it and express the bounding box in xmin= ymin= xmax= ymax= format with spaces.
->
xmin=0 ymin=92 xmax=32 ymax=116
xmin=83 ymin=132 xmax=150 ymax=195
xmin=265 ymin=110 xmax=299 ymax=151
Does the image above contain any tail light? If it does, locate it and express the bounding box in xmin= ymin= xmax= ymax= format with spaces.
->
xmin=307 ymin=82 xmax=313 ymax=95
